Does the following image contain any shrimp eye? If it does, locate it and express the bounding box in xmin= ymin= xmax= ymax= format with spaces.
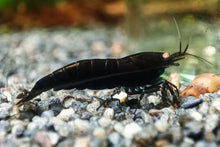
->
xmin=162 ymin=52 xmax=170 ymax=59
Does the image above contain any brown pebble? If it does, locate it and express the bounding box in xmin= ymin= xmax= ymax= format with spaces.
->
xmin=149 ymin=109 xmax=161 ymax=117
xmin=34 ymin=131 xmax=52 ymax=147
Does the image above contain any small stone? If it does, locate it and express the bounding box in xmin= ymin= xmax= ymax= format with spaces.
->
xmin=34 ymin=131 xmax=52 ymax=147
xmin=48 ymin=132 xmax=60 ymax=145
xmin=209 ymin=98 xmax=220 ymax=113
xmin=73 ymin=137 xmax=89 ymax=147
xmin=114 ymin=122 xmax=124 ymax=134
xmin=57 ymin=108 xmax=75 ymax=121
xmin=93 ymin=127 xmax=106 ymax=139
xmin=50 ymin=117 xmax=70 ymax=137
xmin=37 ymin=100 xmax=49 ymax=112
xmin=0 ymin=103 xmax=12 ymax=119
xmin=98 ymin=117 xmax=112 ymax=128
xmin=48 ymin=97 xmax=62 ymax=115
xmin=198 ymin=102 xmax=209 ymax=114
xmin=141 ymin=111 xmax=153 ymax=124
xmin=155 ymin=139 xmax=169 ymax=147
xmin=41 ymin=110 xmax=55 ymax=118
xmin=103 ymin=108 xmax=114 ymax=119
xmin=81 ymin=111 xmax=92 ymax=120
xmin=123 ymin=122 xmax=142 ymax=138
xmin=180 ymin=137 xmax=194 ymax=147
xmin=74 ymin=118 xmax=90 ymax=132
xmin=108 ymin=132 xmax=123 ymax=147
xmin=154 ymin=119 xmax=169 ymax=133
xmin=62 ymin=97 xmax=76 ymax=108
xmin=86 ymin=101 xmax=100 ymax=114
xmin=58 ymin=139 xmax=74 ymax=147
xmin=149 ymin=109 xmax=161 ymax=117
xmin=184 ymin=121 xmax=203 ymax=140
xmin=189 ymin=111 xmax=202 ymax=121
xmin=112 ymin=91 xmax=128 ymax=103
xmin=146 ymin=95 xmax=161 ymax=105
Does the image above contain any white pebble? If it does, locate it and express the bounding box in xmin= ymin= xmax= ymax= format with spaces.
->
xmin=93 ymin=127 xmax=106 ymax=139
xmin=98 ymin=117 xmax=112 ymax=128
xmin=57 ymin=108 xmax=75 ymax=121
xmin=103 ymin=108 xmax=114 ymax=119
xmin=123 ymin=122 xmax=142 ymax=138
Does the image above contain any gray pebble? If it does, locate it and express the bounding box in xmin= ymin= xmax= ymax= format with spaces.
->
xmin=41 ymin=110 xmax=55 ymax=118
xmin=108 ymin=132 xmax=123 ymax=147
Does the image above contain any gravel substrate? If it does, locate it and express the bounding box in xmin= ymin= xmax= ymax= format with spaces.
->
xmin=0 ymin=28 xmax=220 ymax=147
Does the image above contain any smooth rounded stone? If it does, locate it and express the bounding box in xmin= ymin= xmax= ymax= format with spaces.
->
xmin=74 ymin=137 xmax=90 ymax=147
xmin=87 ymin=101 xmax=100 ymax=114
xmin=108 ymin=132 xmax=123 ymax=147
xmin=28 ymin=116 xmax=48 ymax=131
xmin=0 ymin=120 xmax=10 ymax=131
xmin=122 ymin=122 xmax=142 ymax=139
xmin=48 ymin=132 xmax=60 ymax=145
xmin=205 ymin=114 xmax=219 ymax=131
xmin=149 ymin=109 xmax=161 ymax=117
xmin=103 ymin=108 xmax=114 ymax=119
xmin=11 ymin=123 xmax=25 ymax=138
xmin=89 ymin=116 xmax=101 ymax=128
xmin=194 ymin=140 xmax=218 ymax=147
xmin=209 ymin=98 xmax=220 ymax=113
xmin=198 ymin=102 xmax=209 ymax=114
xmin=180 ymin=137 xmax=194 ymax=147
xmin=93 ymin=127 xmax=106 ymax=139
xmin=34 ymin=131 xmax=53 ymax=147
xmin=154 ymin=119 xmax=169 ymax=133
xmin=73 ymin=118 xmax=90 ymax=132
xmin=98 ymin=117 xmax=112 ymax=128
xmin=170 ymin=127 xmax=183 ymax=144
xmin=184 ymin=121 xmax=203 ymax=140
xmin=57 ymin=108 xmax=75 ymax=121
xmin=81 ymin=111 xmax=92 ymax=120
xmin=37 ymin=100 xmax=49 ymax=112
xmin=0 ymin=103 xmax=12 ymax=119
xmin=141 ymin=111 xmax=153 ymax=124
xmin=49 ymin=117 xmax=70 ymax=137
xmin=41 ymin=110 xmax=55 ymax=118
xmin=57 ymin=139 xmax=74 ymax=147
xmin=48 ymin=97 xmax=62 ymax=116
xmin=114 ymin=122 xmax=124 ymax=134
xmin=189 ymin=111 xmax=203 ymax=121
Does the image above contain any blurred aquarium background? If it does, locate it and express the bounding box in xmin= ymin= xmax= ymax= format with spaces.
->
xmin=0 ymin=0 xmax=220 ymax=81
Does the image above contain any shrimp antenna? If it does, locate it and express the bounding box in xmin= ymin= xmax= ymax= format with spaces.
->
xmin=173 ymin=17 xmax=182 ymax=53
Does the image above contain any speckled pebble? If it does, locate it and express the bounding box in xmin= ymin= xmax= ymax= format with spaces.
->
xmin=57 ymin=108 xmax=75 ymax=121
xmin=41 ymin=110 xmax=55 ymax=118
xmin=86 ymin=101 xmax=100 ymax=114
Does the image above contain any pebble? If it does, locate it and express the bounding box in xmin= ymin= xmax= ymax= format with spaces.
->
xmin=98 ymin=117 xmax=112 ymax=128
xmin=41 ymin=110 xmax=55 ymax=118
xmin=108 ymin=132 xmax=123 ymax=147
xmin=48 ymin=132 xmax=60 ymax=145
xmin=0 ymin=103 xmax=12 ymax=119
xmin=93 ymin=127 xmax=106 ymax=139
xmin=34 ymin=131 xmax=52 ymax=147
xmin=86 ymin=101 xmax=100 ymax=114
xmin=181 ymin=96 xmax=203 ymax=109
xmin=209 ymin=98 xmax=220 ymax=113
xmin=73 ymin=137 xmax=90 ymax=147
xmin=73 ymin=118 xmax=90 ymax=132
xmin=57 ymin=108 xmax=75 ymax=121
xmin=123 ymin=122 xmax=142 ymax=139
xmin=103 ymin=108 xmax=114 ymax=119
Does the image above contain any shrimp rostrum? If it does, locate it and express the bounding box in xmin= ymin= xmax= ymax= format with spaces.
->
xmin=16 ymin=43 xmax=206 ymax=107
